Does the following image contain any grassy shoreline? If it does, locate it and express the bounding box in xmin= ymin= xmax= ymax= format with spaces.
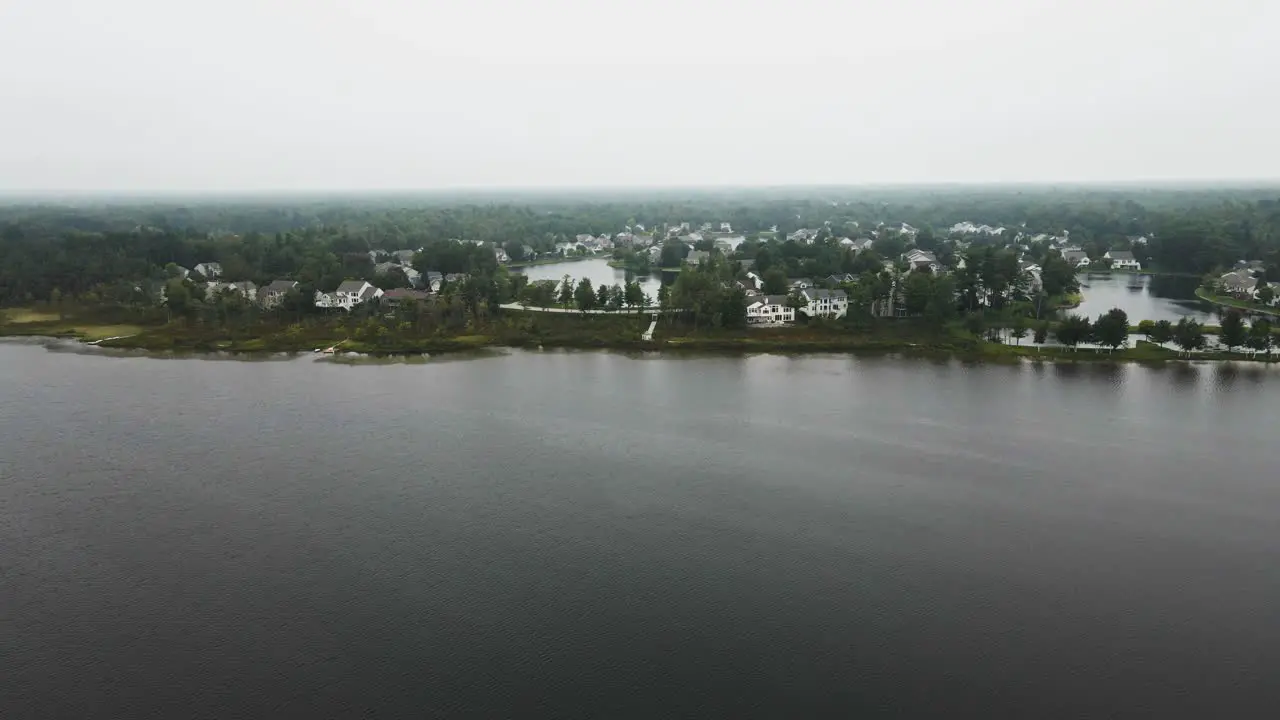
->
xmin=5 ymin=307 xmax=1278 ymax=364
xmin=1194 ymin=288 xmax=1280 ymax=317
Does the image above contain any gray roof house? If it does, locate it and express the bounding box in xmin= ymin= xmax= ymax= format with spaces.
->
xmin=1219 ymin=271 xmax=1259 ymax=297
xmin=798 ymin=288 xmax=849 ymax=318
xmin=685 ymin=250 xmax=711 ymax=266
xmin=261 ymin=279 xmax=298 ymax=307
xmin=1061 ymin=250 xmax=1091 ymax=267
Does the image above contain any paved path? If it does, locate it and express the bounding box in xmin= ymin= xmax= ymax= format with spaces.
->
xmin=642 ymin=317 xmax=658 ymax=341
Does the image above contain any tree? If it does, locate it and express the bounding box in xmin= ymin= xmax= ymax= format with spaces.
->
xmin=623 ymin=280 xmax=645 ymax=309
xmin=720 ymin=286 xmax=748 ymax=328
xmin=1033 ymin=321 xmax=1049 ymax=346
xmin=596 ymin=283 xmax=611 ymax=309
xmin=924 ymin=274 xmax=957 ymax=325
xmin=762 ymin=268 xmax=789 ymax=295
xmin=1219 ymin=310 xmax=1247 ymax=352
xmin=503 ymin=239 xmax=527 ymax=262
xmin=1092 ymin=308 xmax=1129 ymax=352
xmin=1150 ymin=319 xmax=1174 ymax=347
xmin=963 ymin=312 xmax=985 ymax=337
xmin=1137 ymin=319 xmax=1156 ymax=342
xmin=902 ymin=271 xmax=933 ymax=316
xmin=1173 ymin=317 xmax=1206 ymax=356
xmin=659 ymin=241 xmax=688 ymax=268
xmin=1258 ymin=284 xmax=1276 ymax=305
xmin=1054 ymin=314 xmax=1092 ymax=351
xmin=574 ymin=277 xmax=596 ymax=312
xmin=557 ymin=275 xmax=574 ymax=307
xmin=785 ymin=290 xmax=809 ymax=317
xmin=50 ymin=287 xmax=64 ymax=320
xmin=1247 ymin=318 xmax=1273 ymax=357
xmin=1010 ymin=315 xmax=1028 ymax=345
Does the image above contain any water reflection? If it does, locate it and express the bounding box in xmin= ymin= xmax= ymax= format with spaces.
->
xmin=1074 ymin=273 xmax=1217 ymax=324
xmin=513 ymin=257 xmax=665 ymax=297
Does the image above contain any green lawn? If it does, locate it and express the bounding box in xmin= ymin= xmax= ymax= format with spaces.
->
xmin=1195 ymin=288 xmax=1280 ymax=317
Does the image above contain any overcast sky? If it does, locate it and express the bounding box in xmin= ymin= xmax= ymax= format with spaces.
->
xmin=1 ymin=0 xmax=1276 ymax=191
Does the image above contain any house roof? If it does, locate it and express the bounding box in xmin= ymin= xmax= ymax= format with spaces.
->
xmin=383 ymin=288 xmax=429 ymax=301
xmin=1107 ymin=250 xmax=1136 ymax=261
xmin=1061 ymin=250 xmax=1088 ymax=262
xmin=265 ymin=280 xmax=298 ymax=293
xmin=336 ymin=280 xmax=369 ymax=293
xmin=1220 ymin=271 xmax=1258 ymax=291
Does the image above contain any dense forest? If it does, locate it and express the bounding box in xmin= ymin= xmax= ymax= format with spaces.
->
xmin=2 ymin=185 xmax=1279 ymax=306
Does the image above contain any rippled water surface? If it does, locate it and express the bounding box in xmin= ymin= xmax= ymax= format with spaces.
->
xmin=4 ymin=344 xmax=1280 ymax=718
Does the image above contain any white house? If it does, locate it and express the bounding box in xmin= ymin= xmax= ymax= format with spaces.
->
xmin=745 ymin=295 xmax=795 ymax=325
xmin=904 ymin=249 xmax=942 ymax=274
xmin=1219 ymin=271 xmax=1259 ymax=299
xmin=719 ymin=222 xmax=732 ymax=232
xmin=494 ymin=246 xmax=510 ymax=263
xmin=318 ymin=280 xmax=384 ymax=310
xmin=1060 ymin=249 xmax=1091 ymax=268
xmin=193 ymin=262 xmax=223 ymax=280
xmin=787 ymin=229 xmax=816 ymax=244
xmin=225 ymin=281 xmax=258 ymax=302
xmin=798 ymin=288 xmax=848 ymax=319
xmin=1104 ymin=250 xmax=1141 ymax=271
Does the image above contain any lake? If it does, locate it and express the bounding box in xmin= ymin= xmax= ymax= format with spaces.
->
xmin=5 ymin=343 xmax=1280 ymax=718
xmin=1074 ymin=272 xmax=1218 ymax=324
xmin=514 ymin=257 xmax=665 ymax=299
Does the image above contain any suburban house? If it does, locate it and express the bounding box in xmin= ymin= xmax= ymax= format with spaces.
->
xmin=260 ymin=280 xmax=298 ymax=307
xmin=1219 ymin=271 xmax=1259 ymax=299
xmin=719 ymin=222 xmax=732 ymax=232
xmin=789 ymin=278 xmax=814 ymax=290
xmin=904 ymin=249 xmax=942 ymax=274
xmin=206 ymin=280 xmax=257 ymax=301
xmin=787 ymin=229 xmax=816 ymax=244
xmin=228 ymin=281 xmax=258 ymax=301
xmin=737 ymin=273 xmax=763 ymax=296
xmin=745 ymin=295 xmax=795 ymax=325
xmin=424 ymin=271 xmax=444 ymax=293
xmin=381 ymin=288 xmax=431 ymax=306
xmin=193 ymin=262 xmax=223 ymax=280
xmin=1019 ymin=260 xmax=1044 ymax=293
xmin=850 ymin=237 xmax=875 ymax=252
xmin=685 ymin=250 xmax=711 ymax=266
xmin=1060 ymin=249 xmax=1091 ymax=268
xmin=823 ymin=273 xmax=854 ymax=286
xmin=1104 ymin=250 xmax=1141 ymax=271
xmin=316 ymin=280 xmax=383 ymax=310
xmin=392 ymin=249 xmax=418 ymax=264
xmin=798 ymin=288 xmax=849 ymax=319
xmin=494 ymin=246 xmax=510 ymax=264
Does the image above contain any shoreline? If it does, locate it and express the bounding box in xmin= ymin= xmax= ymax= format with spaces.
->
xmin=6 ymin=330 xmax=1277 ymax=366
xmin=1194 ymin=288 xmax=1280 ymax=317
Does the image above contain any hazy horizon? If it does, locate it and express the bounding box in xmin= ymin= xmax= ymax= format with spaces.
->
xmin=3 ymin=0 xmax=1277 ymax=192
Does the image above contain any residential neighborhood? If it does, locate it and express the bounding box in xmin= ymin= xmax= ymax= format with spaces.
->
xmin=133 ymin=214 xmax=1274 ymax=334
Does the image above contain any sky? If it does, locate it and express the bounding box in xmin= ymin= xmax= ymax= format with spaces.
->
xmin=1 ymin=0 xmax=1277 ymax=191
